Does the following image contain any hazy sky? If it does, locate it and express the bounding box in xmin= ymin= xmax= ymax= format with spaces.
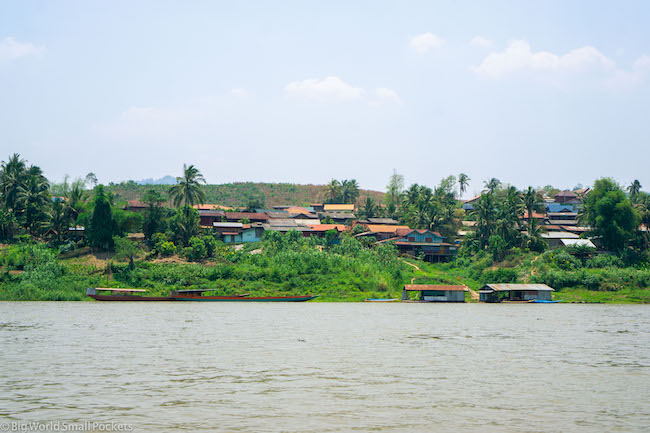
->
xmin=1 ymin=1 xmax=649 ymax=197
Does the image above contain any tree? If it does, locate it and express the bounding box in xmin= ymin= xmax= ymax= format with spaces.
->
xmin=522 ymin=186 xmax=544 ymax=230
xmin=359 ymin=196 xmax=378 ymax=219
xmin=0 ymin=153 xmax=27 ymax=210
xmin=87 ymin=185 xmax=117 ymax=249
xmin=85 ymin=172 xmax=98 ymax=187
xmin=170 ymin=206 xmax=201 ymax=246
xmin=483 ymin=178 xmax=501 ymax=194
xmin=48 ymin=200 xmax=72 ymax=244
xmin=16 ymin=167 xmax=50 ymax=234
xmin=385 ymin=170 xmax=404 ymax=207
xmin=324 ymin=179 xmax=341 ymax=203
xmin=142 ymin=189 xmax=167 ymax=241
xmin=458 ymin=173 xmax=470 ymax=200
xmin=113 ymin=236 xmax=141 ymax=270
xmin=582 ymin=178 xmax=639 ymax=252
xmin=628 ymin=179 xmax=642 ymax=198
xmin=169 ymin=164 xmax=206 ymax=216
xmin=340 ymin=179 xmax=360 ymax=204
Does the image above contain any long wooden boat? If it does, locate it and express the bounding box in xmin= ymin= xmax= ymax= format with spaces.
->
xmin=364 ymin=298 xmax=399 ymax=302
xmin=87 ymin=288 xmax=175 ymax=301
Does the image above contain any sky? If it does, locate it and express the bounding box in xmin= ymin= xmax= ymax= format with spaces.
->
xmin=1 ymin=1 xmax=649 ymax=197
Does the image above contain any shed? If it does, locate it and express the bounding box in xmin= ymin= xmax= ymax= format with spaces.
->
xmin=479 ymin=284 xmax=554 ymax=303
xmin=402 ymin=285 xmax=468 ymax=302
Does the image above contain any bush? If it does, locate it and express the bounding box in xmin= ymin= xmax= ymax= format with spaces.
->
xmin=186 ymin=237 xmax=207 ymax=261
xmin=202 ymin=235 xmax=217 ymax=257
xmin=158 ymin=241 xmax=176 ymax=257
xmin=586 ymin=254 xmax=624 ymax=269
xmin=480 ymin=268 xmax=518 ymax=284
xmin=541 ymin=249 xmax=582 ymax=270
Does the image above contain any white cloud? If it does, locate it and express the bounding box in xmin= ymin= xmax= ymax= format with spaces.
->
xmin=409 ymin=32 xmax=443 ymax=54
xmin=471 ymin=40 xmax=615 ymax=78
xmin=469 ymin=36 xmax=493 ymax=49
xmin=0 ymin=37 xmax=43 ymax=60
xmin=284 ymin=76 xmax=364 ymax=102
xmin=371 ymin=88 xmax=402 ymax=106
xmin=230 ymin=88 xmax=247 ymax=97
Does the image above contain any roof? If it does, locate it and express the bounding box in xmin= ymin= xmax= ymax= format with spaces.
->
xmin=290 ymin=213 xmax=318 ymax=219
xmin=96 ymin=288 xmax=147 ymax=293
xmin=324 ymin=203 xmax=355 ymax=211
xmin=461 ymin=220 xmax=477 ymax=227
xmin=562 ymin=226 xmax=589 ymax=232
xmin=127 ymin=200 xmax=148 ymax=208
xmin=319 ymin=212 xmax=356 ymax=219
xmin=310 ymin=224 xmax=347 ymax=232
xmin=286 ymin=206 xmax=312 ymax=214
xmin=548 ymin=220 xmax=578 ymax=226
xmin=365 ymin=224 xmax=411 ymax=233
xmin=561 ymin=239 xmax=596 ymax=248
xmin=404 ymin=229 xmax=443 ymax=237
xmin=481 ymin=284 xmax=554 ymax=292
xmin=263 ymin=225 xmax=312 ymax=232
xmin=222 ymin=232 xmax=240 ymax=235
xmin=554 ymin=191 xmax=578 ymax=198
xmin=225 ymin=212 xmax=269 ymax=221
xmin=367 ymin=218 xmax=399 ymax=225
xmin=521 ymin=212 xmax=547 ymax=219
xmin=213 ymin=222 xmax=243 ymax=228
xmin=395 ymin=241 xmax=453 ymax=247
xmin=265 ymin=211 xmax=290 ymax=219
xmin=193 ymin=204 xmax=233 ymax=210
xmin=541 ymin=232 xmax=580 ymax=239
xmin=464 ymin=195 xmax=482 ymax=204
xmin=404 ymin=284 xmax=468 ymax=292
xmin=198 ymin=210 xmax=225 ymax=217
xmin=548 ymin=212 xmax=578 ymax=217
xmin=267 ymin=219 xmax=298 ymax=227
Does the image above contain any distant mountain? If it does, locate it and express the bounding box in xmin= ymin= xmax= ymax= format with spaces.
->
xmin=135 ymin=175 xmax=177 ymax=185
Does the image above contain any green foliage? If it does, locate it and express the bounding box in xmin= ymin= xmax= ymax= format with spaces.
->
xmin=113 ymin=236 xmax=141 ymax=269
xmin=582 ymin=177 xmax=639 ymax=252
xmin=540 ymin=249 xmax=582 ymax=271
xmin=186 ymin=236 xmax=207 ymax=261
xmin=158 ymin=241 xmax=176 ymax=257
xmin=586 ymin=254 xmax=624 ymax=269
xmin=87 ymin=185 xmax=117 ymax=249
xmin=202 ymin=235 xmax=217 ymax=257
xmin=480 ymin=268 xmax=518 ymax=284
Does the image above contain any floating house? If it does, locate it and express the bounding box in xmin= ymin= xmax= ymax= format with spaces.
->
xmin=479 ymin=284 xmax=554 ymax=303
xmin=402 ymin=284 xmax=468 ymax=302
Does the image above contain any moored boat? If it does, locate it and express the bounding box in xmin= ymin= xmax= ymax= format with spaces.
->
xmin=87 ymin=288 xmax=175 ymax=301
xmin=364 ymin=298 xmax=399 ymax=302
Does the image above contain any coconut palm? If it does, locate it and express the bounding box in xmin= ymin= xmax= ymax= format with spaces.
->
xmin=360 ymin=196 xmax=378 ymax=219
xmin=324 ymin=179 xmax=341 ymax=203
xmin=483 ymin=178 xmax=501 ymax=194
xmin=458 ymin=173 xmax=470 ymax=200
xmin=0 ymin=153 xmax=27 ymax=210
xmin=169 ymin=164 xmax=206 ymax=216
xmin=628 ymin=180 xmax=642 ymax=198
xmin=522 ymin=186 xmax=544 ymax=230
xmin=16 ymin=170 xmax=50 ymax=234
xmin=48 ymin=200 xmax=72 ymax=243
xmin=340 ymin=179 xmax=360 ymax=204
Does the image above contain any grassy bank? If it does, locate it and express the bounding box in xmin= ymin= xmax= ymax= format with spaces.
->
xmin=1 ymin=240 xmax=648 ymax=303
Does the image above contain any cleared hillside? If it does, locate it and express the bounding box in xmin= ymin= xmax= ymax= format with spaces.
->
xmin=106 ymin=181 xmax=385 ymax=208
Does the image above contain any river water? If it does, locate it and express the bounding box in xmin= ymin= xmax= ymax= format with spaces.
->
xmin=0 ymin=303 xmax=648 ymax=432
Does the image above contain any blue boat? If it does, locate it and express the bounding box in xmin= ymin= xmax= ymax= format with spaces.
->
xmin=532 ymin=299 xmax=563 ymax=303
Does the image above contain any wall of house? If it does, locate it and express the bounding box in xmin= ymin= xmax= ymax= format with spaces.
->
xmin=406 ymin=232 xmax=443 ymax=243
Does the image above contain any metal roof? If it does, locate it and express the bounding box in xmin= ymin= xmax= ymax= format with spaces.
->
xmin=481 ymin=284 xmax=554 ymax=292
xmin=404 ymin=285 xmax=468 ymax=291
xmin=324 ymin=204 xmax=355 ymax=211
xmin=560 ymin=239 xmax=596 ymax=248
xmin=365 ymin=224 xmax=411 ymax=233
xmin=95 ymin=288 xmax=147 ymax=292
xmin=319 ymin=212 xmax=356 ymax=219
xmin=541 ymin=232 xmax=580 ymax=239
xmin=367 ymin=218 xmax=399 ymax=225
xmin=225 ymin=212 xmax=269 ymax=220
xmin=214 ymin=222 xmax=243 ymax=228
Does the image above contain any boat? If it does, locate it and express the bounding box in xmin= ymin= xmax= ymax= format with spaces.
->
xmin=532 ymin=299 xmax=563 ymax=303
xmin=86 ymin=288 xmax=175 ymax=301
xmin=171 ymin=290 xmax=318 ymax=302
xmin=364 ymin=298 xmax=399 ymax=302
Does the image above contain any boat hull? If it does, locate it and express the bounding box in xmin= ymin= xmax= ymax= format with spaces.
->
xmin=88 ymin=294 xmax=175 ymax=301
xmin=173 ymin=295 xmax=318 ymax=302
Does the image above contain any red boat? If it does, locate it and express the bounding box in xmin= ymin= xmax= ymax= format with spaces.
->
xmin=86 ymin=288 xmax=175 ymax=301
xmin=87 ymin=288 xmax=317 ymax=302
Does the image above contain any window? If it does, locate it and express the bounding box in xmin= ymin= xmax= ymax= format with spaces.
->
xmin=425 ymin=237 xmax=432 ymax=242
xmin=408 ymin=237 xmax=415 ymax=242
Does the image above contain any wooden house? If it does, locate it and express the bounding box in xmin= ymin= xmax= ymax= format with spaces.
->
xmin=392 ymin=229 xmax=457 ymax=262
xmin=479 ymin=284 xmax=554 ymax=302
xmin=224 ymin=212 xmax=269 ymax=223
xmin=402 ymin=285 xmax=467 ymax=302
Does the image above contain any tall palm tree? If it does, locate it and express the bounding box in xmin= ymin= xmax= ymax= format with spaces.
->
xmin=340 ymin=179 xmax=360 ymax=204
xmin=48 ymin=200 xmax=72 ymax=243
xmin=360 ymin=196 xmax=378 ymax=219
xmin=16 ymin=170 xmax=50 ymax=234
xmin=458 ymin=173 xmax=470 ymax=200
xmin=403 ymin=184 xmax=421 ymax=208
xmin=169 ymin=164 xmax=206 ymax=216
xmin=324 ymin=179 xmax=341 ymax=203
xmin=471 ymin=193 xmax=497 ymax=247
xmin=628 ymin=180 xmax=642 ymax=198
xmin=522 ymin=186 xmax=544 ymax=230
xmin=0 ymin=153 xmax=27 ymax=210
xmin=483 ymin=178 xmax=501 ymax=194
xmin=65 ymin=179 xmax=87 ymax=223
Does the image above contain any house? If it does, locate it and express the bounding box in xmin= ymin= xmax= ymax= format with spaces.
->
xmin=224 ymin=212 xmax=269 ymax=223
xmin=222 ymin=226 xmax=265 ymax=243
xmin=193 ymin=204 xmax=233 ymax=211
xmin=356 ymin=218 xmax=399 ymax=226
xmin=126 ymin=200 xmax=149 ymax=213
xmin=310 ymin=203 xmax=325 ymax=212
xmin=356 ymin=224 xmax=411 ymax=241
xmin=265 ymin=211 xmax=290 ymax=219
xmin=546 ymin=211 xmax=578 ymax=226
xmin=308 ymin=224 xmax=347 ymax=238
xmin=324 ymin=203 xmax=356 ymax=212
xmin=553 ymin=191 xmax=579 ymax=204
xmin=392 ymin=229 xmax=457 ymax=262
xmin=198 ymin=210 xmax=225 ymax=227
xmin=541 ymin=231 xmax=580 ymax=248
xmin=289 ymin=212 xmax=321 ymax=226
xmin=319 ymin=211 xmax=356 ymax=224
xmin=401 ymin=285 xmax=467 ymax=302
xmin=479 ymin=284 xmax=554 ymax=302
xmin=462 ymin=195 xmax=482 ymax=211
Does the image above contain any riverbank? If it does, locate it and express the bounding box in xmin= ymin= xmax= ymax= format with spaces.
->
xmin=1 ymin=242 xmax=648 ymax=302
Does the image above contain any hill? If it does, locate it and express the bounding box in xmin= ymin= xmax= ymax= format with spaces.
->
xmin=106 ymin=181 xmax=386 ymax=208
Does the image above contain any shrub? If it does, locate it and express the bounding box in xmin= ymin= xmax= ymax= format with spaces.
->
xmin=187 ymin=237 xmax=207 ymax=261
xmin=586 ymin=254 xmax=624 ymax=269
xmin=158 ymin=241 xmax=176 ymax=257
xmin=480 ymin=268 xmax=518 ymax=284
xmin=202 ymin=235 xmax=217 ymax=257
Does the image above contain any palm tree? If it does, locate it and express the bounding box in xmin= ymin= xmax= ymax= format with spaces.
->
xmin=48 ymin=200 xmax=72 ymax=243
xmin=458 ymin=173 xmax=470 ymax=200
xmin=360 ymin=196 xmax=378 ymax=219
xmin=324 ymin=179 xmax=341 ymax=203
xmin=65 ymin=179 xmax=87 ymax=223
xmin=169 ymin=164 xmax=206 ymax=216
xmin=403 ymin=184 xmax=421 ymax=208
xmin=628 ymin=180 xmax=642 ymax=198
xmin=522 ymin=186 xmax=544 ymax=230
xmin=16 ymin=170 xmax=50 ymax=234
xmin=483 ymin=178 xmax=501 ymax=194
xmin=0 ymin=153 xmax=27 ymax=210
xmin=340 ymin=179 xmax=360 ymax=204
xmin=471 ymin=193 xmax=497 ymax=247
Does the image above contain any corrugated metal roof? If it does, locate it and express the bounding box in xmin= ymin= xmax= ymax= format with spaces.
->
xmin=214 ymin=222 xmax=243 ymax=228
xmin=541 ymin=232 xmax=580 ymax=239
xmin=268 ymin=219 xmax=298 ymax=227
xmin=286 ymin=206 xmax=312 ymax=214
xmin=367 ymin=218 xmax=399 ymax=225
xmin=225 ymin=212 xmax=269 ymax=220
xmin=324 ymin=204 xmax=355 ymax=211
xmin=310 ymin=224 xmax=346 ymax=232
xmin=365 ymin=224 xmax=410 ymax=233
xmin=481 ymin=284 xmax=554 ymax=292
xmin=319 ymin=212 xmax=356 ymax=219
xmin=265 ymin=211 xmax=290 ymax=219
xmin=404 ymin=285 xmax=468 ymax=292
xmin=198 ymin=210 xmax=225 ymax=217
xmin=560 ymin=239 xmax=596 ymax=248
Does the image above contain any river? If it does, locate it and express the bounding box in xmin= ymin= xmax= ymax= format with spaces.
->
xmin=1 ymin=303 xmax=648 ymax=432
